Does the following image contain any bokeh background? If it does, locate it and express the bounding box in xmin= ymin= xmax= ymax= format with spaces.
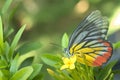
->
xmin=1 ymin=0 xmax=120 ymax=80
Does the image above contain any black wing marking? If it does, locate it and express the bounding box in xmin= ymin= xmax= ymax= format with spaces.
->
xmin=67 ymin=10 xmax=109 ymax=51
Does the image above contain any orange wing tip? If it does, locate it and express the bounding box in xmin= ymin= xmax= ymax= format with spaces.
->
xmin=93 ymin=52 xmax=111 ymax=66
xmin=103 ymin=52 xmax=111 ymax=59
xmin=107 ymin=47 xmax=112 ymax=51
xmin=102 ymin=41 xmax=112 ymax=51
xmin=93 ymin=56 xmax=106 ymax=66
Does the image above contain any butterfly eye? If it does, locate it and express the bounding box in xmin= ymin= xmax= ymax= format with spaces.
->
xmin=64 ymin=48 xmax=67 ymax=53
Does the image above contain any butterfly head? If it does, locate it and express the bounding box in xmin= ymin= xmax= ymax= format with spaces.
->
xmin=64 ymin=48 xmax=73 ymax=57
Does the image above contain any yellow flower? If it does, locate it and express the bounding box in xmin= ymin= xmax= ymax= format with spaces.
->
xmin=60 ymin=55 xmax=76 ymax=70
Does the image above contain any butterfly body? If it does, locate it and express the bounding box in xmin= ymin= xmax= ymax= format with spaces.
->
xmin=65 ymin=10 xmax=112 ymax=67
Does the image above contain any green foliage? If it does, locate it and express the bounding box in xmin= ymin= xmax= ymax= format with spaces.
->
xmin=0 ymin=1 xmax=43 ymax=79
xmin=4 ymin=27 xmax=14 ymax=40
xmin=0 ymin=17 xmax=43 ymax=79
xmin=10 ymin=54 xmax=20 ymax=75
xmin=0 ymin=16 xmax=3 ymax=46
xmin=28 ymin=64 xmax=43 ymax=80
xmin=1 ymin=0 xmax=12 ymax=15
xmin=41 ymin=54 xmax=62 ymax=68
xmin=113 ymin=41 xmax=120 ymax=49
xmin=16 ymin=41 xmax=41 ymax=55
xmin=9 ymin=66 xmax=33 ymax=80
xmin=9 ymin=25 xmax=26 ymax=60
xmin=94 ymin=61 xmax=117 ymax=80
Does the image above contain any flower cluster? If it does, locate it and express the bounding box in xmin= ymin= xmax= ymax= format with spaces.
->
xmin=60 ymin=55 xmax=77 ymax=70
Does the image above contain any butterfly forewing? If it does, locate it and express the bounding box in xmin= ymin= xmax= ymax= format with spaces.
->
xmin=66 ymin=10 xmax=112 ymax=66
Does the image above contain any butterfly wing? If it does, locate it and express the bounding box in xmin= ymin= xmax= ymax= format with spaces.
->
xmin=66 ymin=10 xmax=112 ymax=66
xmin=70 ymin=39 xmax=112 ymax=66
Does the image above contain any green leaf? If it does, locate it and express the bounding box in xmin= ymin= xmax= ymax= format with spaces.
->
xmin=0 ymin=16 xmax=3 ymax=46
xmin=0 ymin=60 xmax=7 ymax=69
xmin=19 ymin=57 xmax=34 ymax=68
xmin=0 ymin=70 xmax=7 ymax=80
xmin=18 ymin=52 xmax=35 ymax=68
xmin=113 ymin=41 xmax=120 ymax=49
xmin=95 ymin=61 xmax=117 ymax=80
xmin=41 ymin=54 xmax=61 ymax=67
xmin=10 ymin=66 xmax=33 ymax=80
xmin=0 ymin=70 xmax=9 ymax=80
xmin=10 ymin=25 xmax=26 ymax=51
xmin=109 ymin=73 xmax=114 ymax=80
xmin=1 ymin=0 xmax=12 ymax=14
xmin=28 ymin=64 xmax=43 ymax=80
xmin=16 ymin=41 xmax=41 ymax=55
xmin=9 ymin=25 xmax=26 ymax=59
xmin=61 ymin=33 xmax=69 ymax=49
xmin=10 ymin=54 xmax=20 ymax=76
xmin=3 ymin=42 xmax=10 ymax=62
xmin=103 ymin=69 xmax=112 ymax=80
xmin=4 ymin=27 xmax=14 ymax=40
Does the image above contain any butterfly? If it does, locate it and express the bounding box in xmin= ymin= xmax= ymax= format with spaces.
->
xmin=65 ymin=10 xmax=113 ymax=67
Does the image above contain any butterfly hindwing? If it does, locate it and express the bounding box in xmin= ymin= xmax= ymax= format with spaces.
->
xmin=69 ymin=39 xmax=112 ymax=66
xmin=66 ymin=10 xmax=112 ymax=66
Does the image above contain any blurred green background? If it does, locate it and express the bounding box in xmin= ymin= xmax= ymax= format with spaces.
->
xmin=0 ymin=0 xmax=120 ymax=80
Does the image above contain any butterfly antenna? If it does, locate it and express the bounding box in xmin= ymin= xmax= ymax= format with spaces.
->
xmin=49 ymin=43 xmax=66 ymax=53
xmin=49 ymin=43 xmax=62 ymax=49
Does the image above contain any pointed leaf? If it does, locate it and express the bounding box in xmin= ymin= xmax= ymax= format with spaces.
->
xmin=10 ymin=54 xmax=20 ymax=75
xmin=3 ymin=42 xmax=10 ymax=61
xmin=10 ymin=66 xmax=33 ymax=80
xmin=61 ymin=33 xmax=69 ymax=49
xmin=10 ymin=25 xmax=26 ymax=51
xmin=9 ymin=25 xmax=26 ymax=59
xmin=1 ymin=0 xmax=12 ymax=14
xmin=109 ymin=73 xmax=114 ymax=80
xmin=18 ymin=52 xmax=35 ymax=68
xmin=28 ymin=64 xmax=43 ymax=80
xmin=19 ymin=57 xmax=34 ymax=68
xmin=4 ymin=27 xmax=14 ymax=40
xmin=0 ymin=16 xmax=3 ymax=46
xmin=16 ymin=41 xmax=41 ymax=55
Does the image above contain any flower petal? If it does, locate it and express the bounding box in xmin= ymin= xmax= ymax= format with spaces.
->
xmin=60 ymin=65 xmax=69 ymax=70
xmin=69 ymin=64 xmax=75 ymax=69
xmin=62 ymin=57 xmax=70 ymax=64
